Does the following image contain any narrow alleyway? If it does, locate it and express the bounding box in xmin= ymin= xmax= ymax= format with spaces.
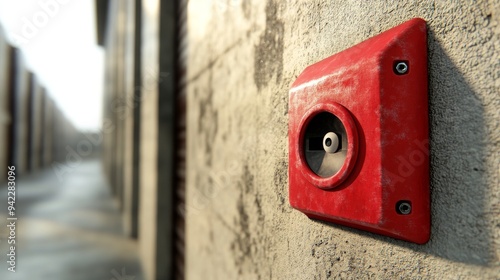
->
xmin=0 ymin=158 xmax=143 ymax=280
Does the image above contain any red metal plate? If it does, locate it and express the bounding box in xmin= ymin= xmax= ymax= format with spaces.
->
xmin=288 ymin=18 xmax=430 ymax=244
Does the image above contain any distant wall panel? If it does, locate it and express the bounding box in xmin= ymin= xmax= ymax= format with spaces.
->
xmin=0 ymin=27 xmax=12 ymax=181
xmin=38 ymin=88 xmax=46 ymax=168
xmin=12 ymin=49 xmax=31 ymax=175
xmin=122 ymin=0 xmax=140 ymax=238
xmin=42 ymin=96 xmax=54 ymax=167
xmin=29 ymin=80 xmax=44 ymax=171
xmin=26 ymin=73 xmax=35 ymax=172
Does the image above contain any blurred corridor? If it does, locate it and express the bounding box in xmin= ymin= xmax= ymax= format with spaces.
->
xmin=0 ymin=158 xmax=143 ymax=280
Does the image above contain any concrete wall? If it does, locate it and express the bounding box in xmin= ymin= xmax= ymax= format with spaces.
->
xmin=0 ymin=26 xmax=12 ymax=181
xmin=100 ymin=0 xmax=141 ymax=241
xmin=113 ymin=0 xmax=126 ymax=211
xmin=100 ymin=1 xmax=176 ymax=278
xmin=139 ymin=0 xmax=176 ymax=279
xmin=0 ymin=22 xmax=80 ymax=183
xmin=42 ymin=95 xmax=54 ymax=167
xmin=138 ymin=0 xmax=161 ymax=274
xmin=102 ymin=0 xmax=119 ymax=197
xmin=97 ymin=0 xmax=500 ymax=279
xmin=12 ymin=50 xmax=32 ymax=175
xmin=29 ymin=76 xmax=44 ymax=171
xmin=185 ymin=0 xmax=500 ymax=279
xmin=51 ymin=106 xmax=63 ymax=162
xmin=122 ymin=0 xmax=137 ymax=238
xmin=38 ymin=87 xmax=47 ymax=167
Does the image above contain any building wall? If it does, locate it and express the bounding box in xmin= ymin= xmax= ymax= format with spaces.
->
xmin=102 ymin=0 xmax=119 ymax=197
xmin=101 ymin=0 xmax=150 ymax=273
xmin=29 ymin=76 xmax=44 ymax=171
xmin=139 ymin=0 xmax=160 ymax=273
xmin=38 ymin=87 xmax=46 ymax=168
xmin=12 ymin=51 xmax=32 ymax=175
xmin=0 ymin=26 xmax=11 ymax=181
xmin=100 ymin=1 xmax=177 ymax=279
xmin=139 ymin=0 xmax=176 ymax=279
xmin=100 ymin=0 xmax=142 ymax=241
xmin=122 ymin=0 xmax=139 ymax=239
xmin=51 ymin=106 xmax=63 ymax=162
xmin=42 ymin=95 xmax=54 ymax=167
xmin=113 ymin=0 xmax=126 ymax=211
xmin=185 ymin=1 xmax=500 ymax=279
xmin=139 ymin=0 xmax=160 ymax=279
xmin=0 ymin=23 xmax=79 ymax=183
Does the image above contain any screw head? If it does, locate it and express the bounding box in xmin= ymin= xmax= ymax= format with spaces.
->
xmin=395 ymin=61 xmax=408 ymax=74
xmin=397 ymin=201 xmax=412 ymax=215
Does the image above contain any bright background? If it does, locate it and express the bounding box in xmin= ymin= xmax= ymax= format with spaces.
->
xmin=0 ymin=0 xmax=103 ymax=131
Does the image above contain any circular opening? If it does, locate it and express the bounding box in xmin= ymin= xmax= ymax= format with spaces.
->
xmin=297 ymin=103 xmax=359 ymax=189
xmin=303 ymin=112 xmax=347 ymax=178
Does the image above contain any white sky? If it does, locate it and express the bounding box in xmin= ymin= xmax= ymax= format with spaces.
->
xmin=0 ymin=0 xmax=104 ymax=131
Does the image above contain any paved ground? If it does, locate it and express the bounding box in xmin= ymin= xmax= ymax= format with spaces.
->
xmin=0 ymin=159 xmax=144 ymax=280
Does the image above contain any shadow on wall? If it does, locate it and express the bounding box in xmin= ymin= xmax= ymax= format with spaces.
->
xmin=422 ymin=27 xmax=491 ymax=266
xmin=313 ymin=27 xmax=492 ymax=266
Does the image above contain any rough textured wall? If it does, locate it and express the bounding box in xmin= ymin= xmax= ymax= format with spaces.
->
xmin=185 ymin=0 xmax=500 ymax=279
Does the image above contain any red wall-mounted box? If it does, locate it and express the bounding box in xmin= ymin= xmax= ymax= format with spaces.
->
xmin=288 ymin=18 xmax=430 ymax=244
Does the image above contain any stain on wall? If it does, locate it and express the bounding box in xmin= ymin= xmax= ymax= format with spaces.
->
xmin=254 ymin=0 xmax=284 ymax=91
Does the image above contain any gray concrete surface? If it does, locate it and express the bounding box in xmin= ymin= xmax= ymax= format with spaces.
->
xmin=0 ymin=25 xmax=11 ymax=182
xmin=122 ymin=0 xmax=140 ymax=240
xmin=42 ymin=96 xmax=53 ymax=167
xmin=12 ymin=50 xmax=30 ymax=176
xmin=100 ymin=1 xmax=177 ymax=278
xmin=185 ymin=0 xmax=500 ymax=279
xmin=28 ymin=77 xmax=43 ymax=172
xmin=0 ymin=159 xmax=144 ymax=280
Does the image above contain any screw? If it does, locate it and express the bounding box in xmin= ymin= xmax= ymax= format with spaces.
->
xmin=397 ymin=201 xmax=412 ymax=215
xmin=394 ymin=61 xmax=408 ymax=75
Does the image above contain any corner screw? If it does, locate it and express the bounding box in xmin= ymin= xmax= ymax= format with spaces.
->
xmin=397 ymin=201 xmax=412 ymax=215
xmin=394 ymin=61 xmax=408 ymax=75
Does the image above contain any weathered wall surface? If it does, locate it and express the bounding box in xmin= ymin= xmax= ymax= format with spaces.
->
xmin=185 ymin=0 xmax=500 ymax=279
